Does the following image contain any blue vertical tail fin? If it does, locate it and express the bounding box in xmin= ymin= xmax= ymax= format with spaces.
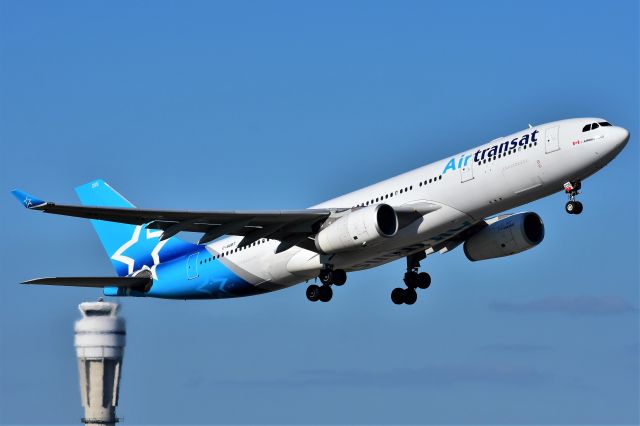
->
xmin=75 ymin=179 xmax=196 ymax=277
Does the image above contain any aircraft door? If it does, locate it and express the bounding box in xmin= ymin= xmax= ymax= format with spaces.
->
xmin=460 ymin=159 xmax=474 ymax=182
xmin=186 ymin=252 xmax=199 ymax=279
xmin=545 ymin=126 xmax=560 ymax=153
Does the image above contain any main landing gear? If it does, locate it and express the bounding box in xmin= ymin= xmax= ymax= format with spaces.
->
xmin=306 ymin=267 xmax=347 ymax=303
xmin=564 ymin=180 xmax=583 ymax=215
xmin=391 ymin=252 xmax=431 ymax=305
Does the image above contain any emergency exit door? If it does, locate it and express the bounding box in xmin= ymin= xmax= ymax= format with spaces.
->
xmin=545 ymin=126 xmax=560 ymax=153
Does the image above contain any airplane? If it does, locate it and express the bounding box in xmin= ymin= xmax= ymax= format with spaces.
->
xmin=12 ymin=117 xmax=629 ymax=305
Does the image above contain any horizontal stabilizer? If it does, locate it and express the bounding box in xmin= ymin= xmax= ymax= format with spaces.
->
xmin=22 ymin=276 xmax=152 ymax=290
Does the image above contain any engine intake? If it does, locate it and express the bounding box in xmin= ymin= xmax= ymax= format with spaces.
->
xmin=315 ymin=204 xmax=398 ymax=254
xmin=463 ymin=212 xmax=544 ymax=261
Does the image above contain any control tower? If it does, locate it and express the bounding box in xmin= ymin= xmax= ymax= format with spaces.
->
xmin=75 ymin=301 xmax=125 ymax=426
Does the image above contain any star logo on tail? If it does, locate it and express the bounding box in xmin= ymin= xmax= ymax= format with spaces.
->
xmin=111 ymin=225 xmax=169 ymax=279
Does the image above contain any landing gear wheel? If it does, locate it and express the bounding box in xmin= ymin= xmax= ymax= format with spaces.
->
xmin=332 ymin=269 xmax=347 ymax=286
xmin=318 ymin=285 xmax=333 ymax=302
xmin=306 ymin=284 xmax=320 ymax=302
xmin=573 ymin=201 xmax=583 ymax=214
xmin=403 ymin=288 xmax=417 ymax=305
xmin=417 ymin=272 xmax=431 ymax=289
xmin=564 ymin=180 xmax=583 ymax=215
xmin=393 ymin=253 xmax=431 ymax=305
xmin=403 ymin=272 xmax=419 ymax=289
xmin=391 ymin=288 xmax=405 ymax=305
xmin=319 ymin=269 xmax=334 ymax=285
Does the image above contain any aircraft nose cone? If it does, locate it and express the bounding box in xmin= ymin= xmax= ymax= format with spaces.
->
xmin=612 ymin=126 xmax=630 ymax=149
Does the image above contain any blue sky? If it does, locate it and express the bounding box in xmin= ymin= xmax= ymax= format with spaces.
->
xmin=0 ymin=1 xmax=638 ymax=424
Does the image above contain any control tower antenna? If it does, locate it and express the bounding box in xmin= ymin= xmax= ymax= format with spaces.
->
xmin=75 ymin=301 xmax=126 ymax=426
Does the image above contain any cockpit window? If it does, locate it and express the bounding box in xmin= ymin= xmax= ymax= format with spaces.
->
xmin=582 ymin=121 xmax=612 ymax=132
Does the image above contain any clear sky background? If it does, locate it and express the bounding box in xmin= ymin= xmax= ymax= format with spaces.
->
xmin=1 ymin=1 xmax=638 ymax=424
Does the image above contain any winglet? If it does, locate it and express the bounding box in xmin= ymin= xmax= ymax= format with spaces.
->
xmin=11 ymin=189 xmax=46 ymax=209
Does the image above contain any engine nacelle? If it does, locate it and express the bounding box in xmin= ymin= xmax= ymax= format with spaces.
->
xmin=463 ymin=212 xmax=545 ymax=261
xmin=315 ymin=204 xmax=398 ymax=254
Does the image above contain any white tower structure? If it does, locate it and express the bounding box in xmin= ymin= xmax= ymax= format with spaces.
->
xmin=75 ymin=301 xmax=125 ymax=426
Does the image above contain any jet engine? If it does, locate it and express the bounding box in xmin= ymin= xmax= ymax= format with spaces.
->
xmin=315 ymin=204 xmax=398 ymax=254
xmin=463 ymin=212 xmax=544 ymax=261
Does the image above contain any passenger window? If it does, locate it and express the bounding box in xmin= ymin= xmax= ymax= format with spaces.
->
xmin=592 ymin=123 xmax=599 ymax=129
xmin=582 ymin=124 xmax=591 ymax=132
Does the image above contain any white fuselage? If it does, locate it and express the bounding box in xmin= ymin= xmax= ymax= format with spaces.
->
xmin=201 ymin=118 xmax=629 ymax=291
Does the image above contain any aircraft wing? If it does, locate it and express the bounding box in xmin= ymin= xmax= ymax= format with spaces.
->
xmin=12 ymin=189 xmax=441 ymax=252
xmin=11 ymin=189 xmax=333 ymax=247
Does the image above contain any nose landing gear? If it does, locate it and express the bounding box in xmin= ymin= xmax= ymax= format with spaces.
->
xmin=564 ymin=181 xmax=583 ymax=215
